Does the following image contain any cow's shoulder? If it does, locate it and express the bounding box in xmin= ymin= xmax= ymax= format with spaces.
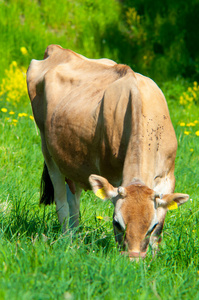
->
xmin=134 ymin=72 xmax=170 ymax=115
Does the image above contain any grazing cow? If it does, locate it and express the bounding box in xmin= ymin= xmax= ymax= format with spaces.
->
xmin=27 ymin=45 xmax=189 ymax=258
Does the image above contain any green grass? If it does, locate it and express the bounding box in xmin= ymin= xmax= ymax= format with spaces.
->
xmin=0 ymin=1 xmax=199 ymax=299
xmin=0 ymin=75 xmax=199 ymax=300
xmin=0 ymin=0 xmax=121 ymax=81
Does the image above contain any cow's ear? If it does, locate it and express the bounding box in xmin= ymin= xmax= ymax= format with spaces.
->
xmin=155 ymin=193 xmax=189 ymax=210
xmin=89 ymin=174 xmax=118 ymax=200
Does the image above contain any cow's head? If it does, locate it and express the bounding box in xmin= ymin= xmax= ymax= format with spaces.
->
xmin=89 ymin=174 xmax=189 ymax=259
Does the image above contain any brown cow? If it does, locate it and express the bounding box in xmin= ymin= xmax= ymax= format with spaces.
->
xmin=27 ymin=45 xmax=189 ymax=259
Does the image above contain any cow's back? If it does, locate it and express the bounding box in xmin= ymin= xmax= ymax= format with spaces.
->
xmin=27 ymin=45 xmax=177 ymax=192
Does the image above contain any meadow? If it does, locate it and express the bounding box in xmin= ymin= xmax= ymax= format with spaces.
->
xmin=0 ymin=1 xmax=199 ymax=299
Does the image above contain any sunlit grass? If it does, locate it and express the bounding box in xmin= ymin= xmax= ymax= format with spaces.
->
xmin=0 ymin=7 xmax=199 ymax=296
xmin=0 ymin=71 xmax=199 ymax=299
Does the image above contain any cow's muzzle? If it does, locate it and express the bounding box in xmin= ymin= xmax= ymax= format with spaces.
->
xmin=121 ymin=250 xmax=147 ymax=260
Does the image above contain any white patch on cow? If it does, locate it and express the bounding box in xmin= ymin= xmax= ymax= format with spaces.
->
xmin=109 ymin=189 xmax=119 ymax=199
xmin=154 ymin=176 xmax=173 ymax=195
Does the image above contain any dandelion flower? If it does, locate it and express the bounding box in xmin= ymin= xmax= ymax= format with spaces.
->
xmin=195 ymin=131 xmax=199 ymax=136
xmin=180 ymin=122 xmax=185 ymax=126
xmin=96 ymin=216 xmax=103 ymax=220
xmin=20 ymin=47 xmax=28 ymax=56
xmin=29 ymin=116 xmax=34 ymax=120
xmin=187 ymin=122 xmax=195 ymax=126
xmin=9 ymin=111 xmax=15 ymax=115
xmin=12 ymin=119 xmax=18 ymax=123
xmin=184 ymin=131 xmax=190 ymax=135
xmin=0 ymin=62 xmax=27 ymax=106
xmin=179 ymin=96 xmax=185 ymax=105
xmin=11 ymin=61 xmax=17 ymax=67
xmin=1 ymin=108 xmax=7 ymax=112
xmin=190 ymin=149 xmax=194 ymax=152
xmin=194 ymin=120 xmax=198 ymax=124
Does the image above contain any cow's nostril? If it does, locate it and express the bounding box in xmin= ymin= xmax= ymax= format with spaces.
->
xmin=131 ymin=251 xmax=147 ymax=259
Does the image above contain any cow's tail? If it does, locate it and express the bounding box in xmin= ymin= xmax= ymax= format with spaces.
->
xmin=40 ymin=162 xmax=54 ymax=205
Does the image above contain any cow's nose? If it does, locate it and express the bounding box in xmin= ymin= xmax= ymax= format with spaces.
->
xmin=121 ymin=251 xmax=147 ymax=259
xmin=129 ymin=251 xmax=147 ymax=259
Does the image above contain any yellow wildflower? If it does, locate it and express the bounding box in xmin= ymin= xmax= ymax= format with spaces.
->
xmin=180 ymin=81 xmax=199 ymax=106
xmin=184 ymin=131 xmax=190 ymax=135
xmin=186 ymin=122 xmax=195 ymax=126
xmin=0 ymin=62 xmax=27 ymax=106
xmin=96 ymin=216 xmax=103 ymax=220
xmin=9 ymin=111 xmax=15 ymax=115
xmin=11 ymin=61 xmax=17 ymax=67
xmin=194 ymin=120 xmax=198 ymax=123
xmin=192 ymin=91 xmax=197 ymax=99
xmin=190 ymin=149 xmax=194 ymax=152
xmin=188 ymin=87 xmax=192 ymax=92
xmin=1 ymin=108 xmax=7 ymax=112
xmin=180 ymin=122 xmax=185 ymax=126
xmin=12 ymin=120 xmax=18 ymax=126
xmin=18 ymin=113 xmax=28 ymax=117
xmin=20 ymin=47 xmax=28 ymax=56
xmin=179 ymin=96 xmax=184 ymax=105
xmin=29 ymin=116 xmax=34 ymax=120
xmin=195 ymin=131 xmax=199 ymax=136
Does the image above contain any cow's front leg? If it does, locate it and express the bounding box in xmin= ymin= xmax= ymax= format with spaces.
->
xmin=150 ymin=229 xmax=163 ymax=257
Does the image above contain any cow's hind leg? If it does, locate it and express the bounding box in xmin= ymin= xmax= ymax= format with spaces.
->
xmin=40 ymin=134 xmax=82 ymax=231
xmin=66 ymin=184 xmax=82 ymax=228
xmin=41 ymin=160 xmax=69 ymax=232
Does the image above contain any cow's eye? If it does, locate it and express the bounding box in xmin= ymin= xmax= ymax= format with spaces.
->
xmin=147 ymin=222 xmax=158 ymax=235
xmin=113 ymin=219 xmax=123 ymax=231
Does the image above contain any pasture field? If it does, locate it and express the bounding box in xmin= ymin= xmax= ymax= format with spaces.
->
xmin=0 ymin=65 xmax=199 ymax=300
xmin=0 ymin=1 xmax=199 ymax=299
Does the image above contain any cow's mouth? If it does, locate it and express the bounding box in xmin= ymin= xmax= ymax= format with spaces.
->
xmin=121 ymin=250 xmax=147 ymax=260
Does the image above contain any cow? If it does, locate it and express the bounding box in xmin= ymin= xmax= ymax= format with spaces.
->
xmin=27 ymin=45 xmax=189 ymax=259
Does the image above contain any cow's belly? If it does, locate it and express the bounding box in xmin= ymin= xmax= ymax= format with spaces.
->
xmin=45 ymin=120 xmax=122 ymax=189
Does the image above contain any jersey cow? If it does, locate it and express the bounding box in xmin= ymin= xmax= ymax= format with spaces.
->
xmin=27 ymin=45 xmax=189 ymax=259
